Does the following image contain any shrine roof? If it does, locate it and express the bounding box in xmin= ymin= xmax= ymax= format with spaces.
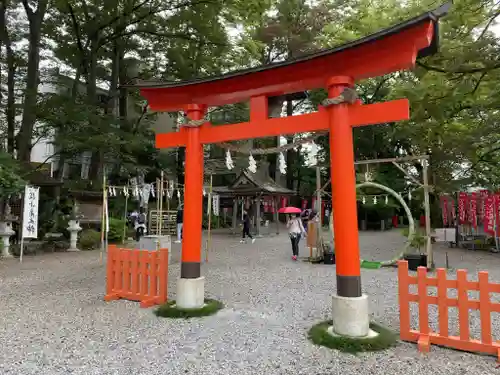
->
xmin=125 ymin=3 xmax=450 ymax=111
xmin=21 ymin=162 xmax=63 ymax=187
xmin=208 ymin=169 xmax=295 ymax=197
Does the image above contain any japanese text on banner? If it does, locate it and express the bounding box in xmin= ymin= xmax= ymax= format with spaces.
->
xmin=484 ymin=195 xmax=494 ymax=235
xmin=458 ymin=192 xmax=468 ymax=224
xmin=470 ymin=192 xmax=478 ymax=229
xmin=212 ymin=194 xmax=220 ymax=216
xmin=440 ymin=196 xmax=448 ymax=226
xmin=22 ymin=185 xmax=40 ymax=239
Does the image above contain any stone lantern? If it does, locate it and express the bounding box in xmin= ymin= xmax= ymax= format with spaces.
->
xmin=67 ymin=202 xmax=83 ymax=252
xmin=0 ymin=203 xmax=17 ymax=258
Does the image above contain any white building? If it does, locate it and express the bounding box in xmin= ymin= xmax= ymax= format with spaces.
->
xmin=27 ymin=70 xmax=162 ymax=180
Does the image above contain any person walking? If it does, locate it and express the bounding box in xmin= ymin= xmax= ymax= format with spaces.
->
xmin=240 ymin=210 xmax=255 ymax=244
xmin=287 ymin=214 xmax=306 ymax=261
xmin=134 ymin=208 xmax=147 ymax=241
xmin=175 ymin=205 xmax=183 ymax=244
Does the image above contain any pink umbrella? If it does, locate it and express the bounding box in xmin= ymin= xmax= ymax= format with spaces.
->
xmin=278 ymin=206 xmax=302 ymax=214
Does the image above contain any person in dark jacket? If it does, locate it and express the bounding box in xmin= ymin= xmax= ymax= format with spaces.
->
xmin=240 ymin=210 xmax=255 ymax=244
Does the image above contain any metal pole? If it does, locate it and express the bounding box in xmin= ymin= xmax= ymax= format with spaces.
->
xmin=422 ymin=159 xmax=432 ymax=268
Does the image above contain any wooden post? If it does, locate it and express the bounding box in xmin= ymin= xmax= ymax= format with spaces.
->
xmin=122 ymin=182 xmax=129 ymax=244
xmin=316 ymin=166 xmax=322 ymax=227
xmin=327 ymin=76 xmax=361 ymax=298
xmin=206 ymin=174 xmax=213 ymax=262
xmin=274 ymin=196 xmax=280 ymax=235
xmin=158 ymin=171 xmax=164 ymax=239
xmin=316 ymin=166 xmax=322 ymax=249
xmin=155 ymin=178 xmax=160 ymax=236
xmin=232 ymin=198 xmax=238 ymax=234
xmin=422 ymin=159 xmax=432 ymax=268
xmin=100 ymin=172 xmax=107 ymax=265
xmin=256 ymin=194 xmax=261 ymax=236
xmin=181 ymin=104 xmax=205 ymax=279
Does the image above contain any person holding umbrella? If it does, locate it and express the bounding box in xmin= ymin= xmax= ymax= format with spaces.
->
xmin=279 ymin=206 xmax=306 ymax=261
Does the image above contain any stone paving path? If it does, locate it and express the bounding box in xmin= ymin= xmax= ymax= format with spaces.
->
xmin=0 ymin=230 xmax=499 ymax=375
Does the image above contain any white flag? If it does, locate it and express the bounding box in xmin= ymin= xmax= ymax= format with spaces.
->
xmin=22 ymin=185 xmax=40 ymax=239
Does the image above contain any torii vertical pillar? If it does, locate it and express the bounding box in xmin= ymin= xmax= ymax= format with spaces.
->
xmin=327 ymin=76 xmax=368 ymax=337
xmin=176 ymin=104 xmax=206 ymax=309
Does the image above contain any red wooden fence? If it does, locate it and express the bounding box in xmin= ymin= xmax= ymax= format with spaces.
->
xmin=398 ymin=260 xmax=500 ymax=360
xmin=104 ymin=245 xmax=169 ymax=308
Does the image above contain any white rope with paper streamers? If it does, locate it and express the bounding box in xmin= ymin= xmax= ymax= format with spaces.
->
xmin=225 ymin=150 xmax=234 ymax=170
xmin=278 ymin=152 xmax=286 ymax=174
xmin=373 ymin=196 xmax=378 ymax=205
xmin=104 ymin=180 xmax=185 ymax=199
xmin=169 ymin=181 xmax=175 ymax=198
xmin=248 ymin=154 xmax=257 ymax=174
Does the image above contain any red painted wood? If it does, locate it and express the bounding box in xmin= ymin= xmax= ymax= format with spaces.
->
xmin=142 ymin=22 xmax=434 ymax=111
xmin=155 ymin=99 xmax=409 ymax=148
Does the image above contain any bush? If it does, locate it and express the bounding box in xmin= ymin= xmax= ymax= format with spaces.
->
xmin=79 ymin=229 xmax=101 ymax=250
xmin=108 ymin=218 xmax=126 ymax=243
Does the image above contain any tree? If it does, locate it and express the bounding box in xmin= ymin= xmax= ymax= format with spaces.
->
xmin=16 ymin=0 xmax=50 ymax=162
xmin=0 ymin=151 xmax=24 ymax=215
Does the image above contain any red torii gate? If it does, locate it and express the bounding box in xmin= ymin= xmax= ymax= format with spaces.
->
xmin=131 ymin=4 xmax=449 ymax=337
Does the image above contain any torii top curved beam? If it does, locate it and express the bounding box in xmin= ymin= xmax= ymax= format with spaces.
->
xmin=124 ymin=3 xmax=450 ymax=112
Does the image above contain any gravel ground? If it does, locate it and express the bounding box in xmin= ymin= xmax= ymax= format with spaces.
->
xmin=0 ymin=229 xmax=499 ymax=375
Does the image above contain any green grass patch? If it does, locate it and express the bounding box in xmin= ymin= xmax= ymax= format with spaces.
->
xmin=154 ymin=299 xmax=224 ymax=319
xmin=308 ymin=321 xmax=398 ymax=353
xmin=361 ymin=260 xmax=382 ymax=269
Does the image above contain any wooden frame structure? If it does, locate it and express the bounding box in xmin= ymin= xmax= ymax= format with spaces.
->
xmin=126 ymin=4 xmax=449 ymax=299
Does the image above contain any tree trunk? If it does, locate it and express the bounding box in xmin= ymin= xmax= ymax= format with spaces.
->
xmin=18 ymin=0 xmax=49 ymax=162
xmin=118 ymin=47 xmax=128 ymax=121
xmin=0 ymin=1 xmax=16 ymax=155
xmin=86 ymin=43 xmax=102 ymax=182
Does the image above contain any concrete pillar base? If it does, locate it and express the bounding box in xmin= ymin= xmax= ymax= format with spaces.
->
xmin=327 ymin=326 xmax=379 ymax=339
xmin=331 ymin=293 xmax=370 ymax=337
xmin=176 ymin=276 xmax=205 ymax=309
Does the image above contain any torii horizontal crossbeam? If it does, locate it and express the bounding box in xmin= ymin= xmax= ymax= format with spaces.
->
xmin=156 ymin=99 xmax=409 ymax=149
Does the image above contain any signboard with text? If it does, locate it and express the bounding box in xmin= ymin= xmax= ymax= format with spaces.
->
xmin=22 ymin=185 xmax=40 ymax=239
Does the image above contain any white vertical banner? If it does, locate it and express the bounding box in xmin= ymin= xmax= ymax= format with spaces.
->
xmin=212 ymin=194 xmax=220 ymax=217
xmin=22 ymin=185 xmax=40 ymax=239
